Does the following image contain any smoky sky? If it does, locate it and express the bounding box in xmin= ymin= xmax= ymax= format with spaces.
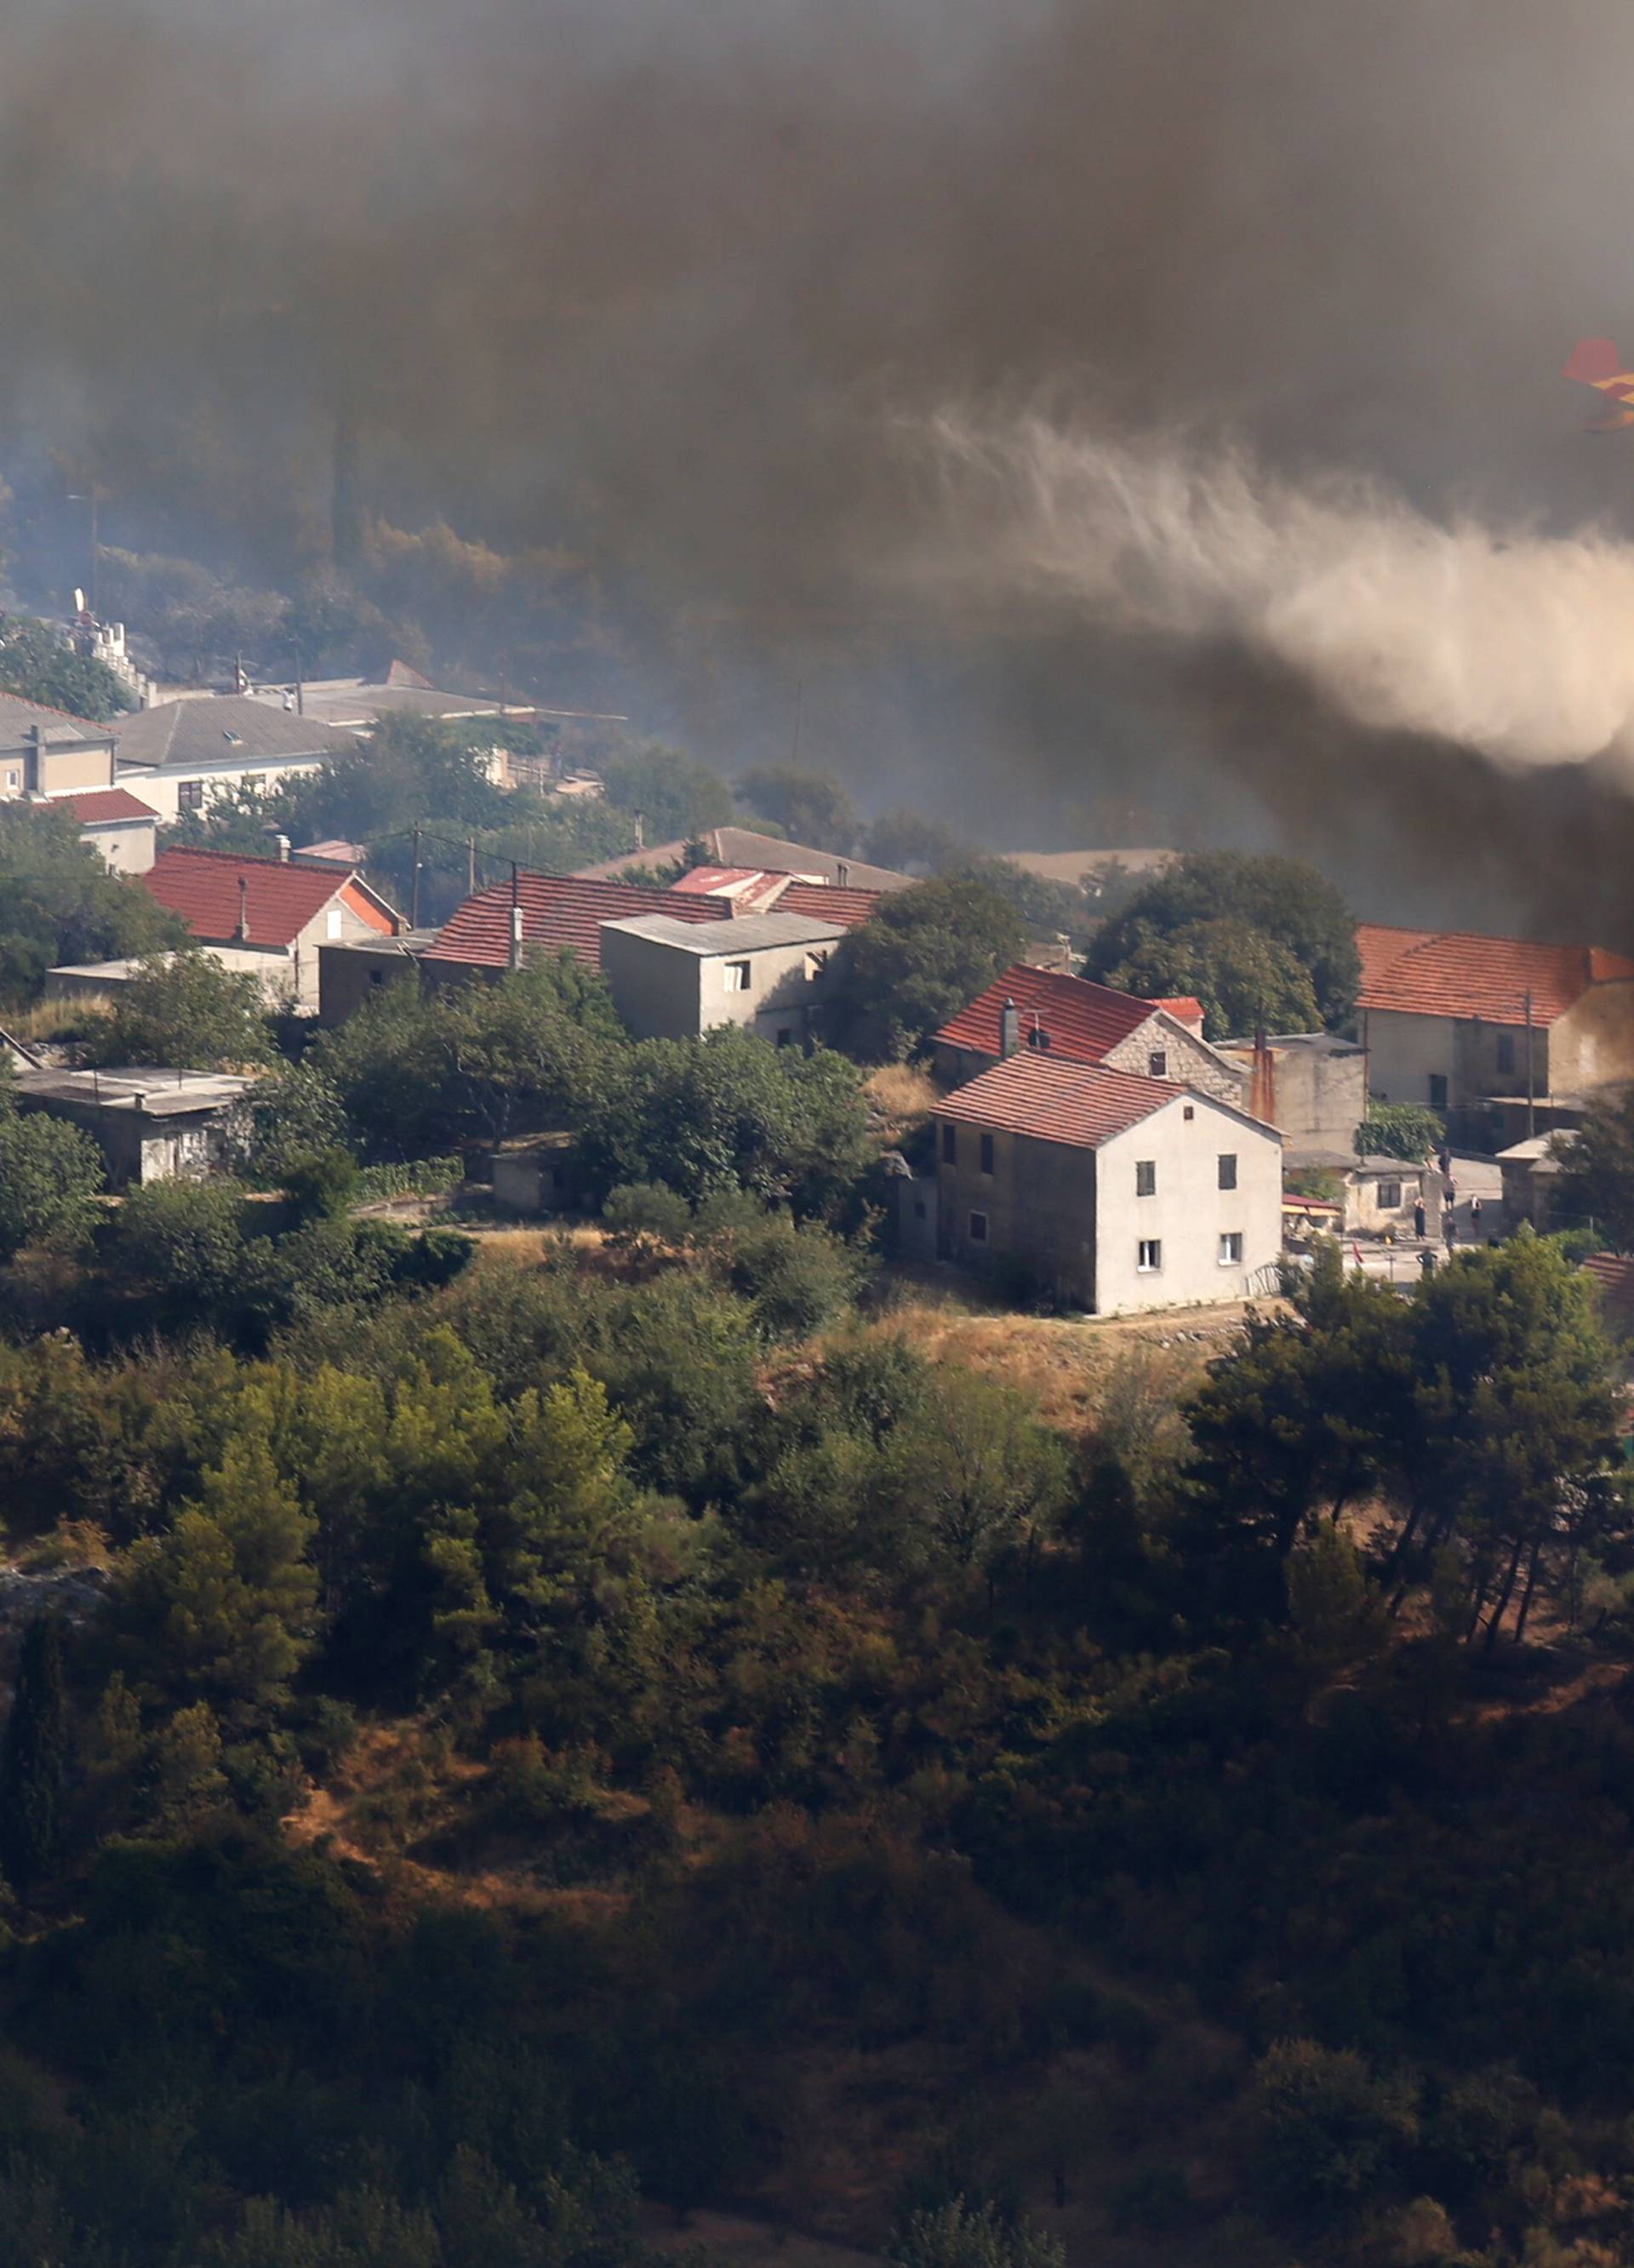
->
xmin=9 ymin=0 xmax=1634 ymax=928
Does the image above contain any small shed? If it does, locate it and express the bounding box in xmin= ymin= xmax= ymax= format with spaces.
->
xmin=491 ymin=1133 xmax=583 ymax=1215
xmin=11 ymin=1065 xmax=258 ymax=1186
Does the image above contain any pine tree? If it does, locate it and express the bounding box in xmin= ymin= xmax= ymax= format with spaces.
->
xmin=0 ymin=1617 xmax=67 ymax=1898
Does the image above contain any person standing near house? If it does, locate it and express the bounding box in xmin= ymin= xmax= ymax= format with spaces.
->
xmin=1444 ymin=1206 xmax=1458 ymax=1248
xmin=1414 ymin=1194 xmax=1427 ymax=1239
xmin=1470 ymin=1194 xmax=1483 ymax=1234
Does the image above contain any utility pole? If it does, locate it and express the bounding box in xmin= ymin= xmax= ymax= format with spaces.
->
xmin=291 ymin=635 xmax=305 ymax=717
xmin=467 ymin=837 xmax=477 ymax=894
xmin=410 ymin=825 xmax=422 ymax=928
xmin=1524 ymin=989 xmax=1535 ymax=1141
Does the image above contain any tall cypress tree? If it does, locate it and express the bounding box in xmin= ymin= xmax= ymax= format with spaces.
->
xmin=0 ymin=1616 xmax=66 ymax=1899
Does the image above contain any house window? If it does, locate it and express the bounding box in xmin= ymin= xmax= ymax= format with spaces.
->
xmin=1496 ymin=1033 xmax=1516 ymax=1076
xmin=177 ymin=780 xmax=204 ymax=812
xmin=941 ymin=1123 xmax=957 ymax=1165
xmin=1183 ymin=1104 xmax=1194 ymax=1121
xmin=1137 ymin=1238 xmax=1163 ymax=1272
xmin=1135 ymin=1159 xmax=1157 ymax=1197
xmin=968 ymin=1211 xmax=989 ymax=1243
xmin=326 ymin=907 xmax=343 ymax=940
xmin=774 ymin=1026 xmax=792 ymax=1048
xmin=980 ymin=1132 xmax=995 ymax=1175
xmin=3 ymin=769 xmax=16 ymax=791
xmin=1147 ymin=1049 xmax=1168 ymax=1079
xmin=804 ymin=951 xmax=828 ymax=980
xmin=1218 ymin=1153 xmax=1237 ymax=1191
xmin=1378 ymin=1180 xmax=1402 ymax=1210
xmin=913 ymin=1199 xmax=927 ymax=1220
xmin=1428 ymin=1072 xmax=1448 ymax=1111
xmin=1218 ymin=1231 xmax=1243 ymax=1265
xmin=723 ymin=960 xmax=751 ymax=992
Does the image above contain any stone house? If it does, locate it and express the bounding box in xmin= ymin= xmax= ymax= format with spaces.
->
xmin=933 ymin=1054 xmax=1283 ymax=1315
xmin=932 ymin=964 xmax=1246 ymax=1104
xmin=11 ymin=1066 xmax=257 ymax=1186
xmin=138 ymin=846 xmax=399 ymax=1010
xmin=598 ymin=911 xmax=847 ymax=1045
xmin=1217 ymin=1031 xmax=1368 ymax=1152
xmin=1357 ymin=923 xmax=1634 ymax=1145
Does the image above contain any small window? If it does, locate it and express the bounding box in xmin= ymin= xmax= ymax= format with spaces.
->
xmin=326 ymin=907 xmax=343 ymax=940
xmin=369 ymin=969 xmax=384 ymax=986
xmin=723 ymin=960 xmax=751 ymax=993
xmin=1496 ymin=1033 xmax=1516 ymax=1076
xmin=3 ymin=769 xmax=17 ymax=790
xmin=979 ymin=1132 xmax=994 ymax=1175
xmin=941 ymin=1123 xmax=957 ymax=1165
xmin=1183 ymin=1104 xmax=1194 ymax=1121
xmin=968 ymin=1211 xmax=989 ymax=1243
xmin=1137 ymin=1238 xmax=1163 ymax=1272
xmin=774 ymin=1027 xmax=792 ymax=1048
xmin=177 ymin=780 xmax=204 ymax=812
xmin=1218 ymin=1231 xmax=1243 ymax=1265
xmin=1147 ymin=1049 xmax=1168 ymax=1079
xmin=804 ymin=950 xmax=828 ymax=981
xmin=1378 ymin=1180 xmax=1402 ymax=1210
xmin=1429 ymin=1072 xmax=1448 ymax=1111
xmin=1135 ymin=1159 xmax=1157 ymax=1197
xmin=913 ymin=1199 xmax=927 ymax=1220
xmin=1218 ymin=1152 xmax=1237 ymax=1191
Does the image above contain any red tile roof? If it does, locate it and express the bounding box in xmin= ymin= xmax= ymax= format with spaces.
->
xmin=937 ymin=1054 xmax=1180 ymax=1150
xmin=935 ymin=963 xmax=1160 ymax=1063
xmin=425 ymin=871 xmax=882 ymax=971
xmin=1153 ymin=994 xmax=1204 ymax=1024
xmin=56 ymin=787 xmax=157 ymax=825
xmin=1357 ymin=923 xmax=1634 ymax=1028
xmin=425 ymin=874 xmax=734 ymax=969
xmin=671 ymin=865 xmax=794 ymax=911
xmin=776 ymin=881 xmax=879 ymax=928
xmin=141 ymin=847 xmax=369 ymax=950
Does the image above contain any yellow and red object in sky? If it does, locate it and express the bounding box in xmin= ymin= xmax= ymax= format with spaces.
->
xmin=1564 ymin=338 xmax=1634 ymax=429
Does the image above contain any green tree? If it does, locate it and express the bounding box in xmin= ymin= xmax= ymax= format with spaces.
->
xmin=83 ymin=950 xmax=274 ymax=1070
xmin=1250 ymin=2038 xmax=1419 ymax=2219
xmin=597 ymin=740 xmax=734 ymax=844
xmin=834 ymin=876 xmax=1026 ymax=1061
xmin=117 ymin=1431 xmax=318 ymax=1717
xmin=0 ymin=614 xmax=130 ymax=720
xmin=0 ymin=1616 xmax=67 ymax=1897
xmin=577 ymin=1028 xmax=870 ymax=1215
xmin=889 ymin=1368 xmax=1071 ymax=1580
xmin=273 ymin=712 xmax=508 ymax=850
xmin=1084 ymin=849 xmax=1359 ymax=1030
xmin=735 ymin=765 xmax=858 ymax=853
xmin=1551 ymin=1091 xmax=1634 ymax=1251
xmin=0 ymin=800 xmax=186 ymax=1001
xmin=1357 ymin=1102 xmax=1445 ymax=1162
xmin=888 ymin=2200 xmax=1066 ymax=2268
xmin=1094 ymin=914 xmax=1320 ymax=1041
xmin=0 ymin=1104 xmax=105 ymax=1260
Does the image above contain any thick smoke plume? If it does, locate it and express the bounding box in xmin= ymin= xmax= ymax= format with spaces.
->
xmin=916 ymin=418 xmax=1634 ymax=768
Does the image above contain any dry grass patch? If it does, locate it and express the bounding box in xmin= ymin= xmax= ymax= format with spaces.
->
xmin=866 ymin=1062 xmax=943 ymax=1143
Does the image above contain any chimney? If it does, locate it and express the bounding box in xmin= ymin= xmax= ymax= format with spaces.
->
xmin=272 ymin=834 xmax=291 ymax=862
xmin=235 ymin=876 xmax=250 ymax=943
xmin=1248 ymin=1028 xmax=1277 ymax=1127
xmin=509 ymin=903 xmax=525 ymax=969
xmin=1000 ymin=997 xmax=1020 ymax=1058
xmin=24 ymin=723 xmax=47 ymax=795
xmin=837 ymin=860 xmax=850 ymax=888
xmin=632 ymin=808 xmax=644 ymax=851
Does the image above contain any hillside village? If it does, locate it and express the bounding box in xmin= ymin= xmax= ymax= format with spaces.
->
xmin=8 ymin=613 xmax=1634 ymax=2268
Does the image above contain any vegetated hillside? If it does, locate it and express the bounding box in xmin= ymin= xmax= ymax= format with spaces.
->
xmin=0 ymin=1221 xmax=1630 ymax=2268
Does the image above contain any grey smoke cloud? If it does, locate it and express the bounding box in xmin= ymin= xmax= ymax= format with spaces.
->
xmin=911 ymin=417 xmax=1634 ymax=768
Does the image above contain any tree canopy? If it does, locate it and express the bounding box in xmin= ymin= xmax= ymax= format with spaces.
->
xmin=0 ymin=614 xmax=131 ymax=721
xmin=1084 ymin=850 xmax=1360 ymax=1031
xmin=1551 ymin=1091 xmax=1634 ymax=1252
xmin=0 ymin=802 xmax=186 ymax=1002
xmin=735 ymin=764 xmax=859 ymax=854
xmin=83 ymin=951 xmax=275 ymax=1071
xmin=834 ymin=875 xmax=1026 ymax=1060
xmin=1094 ymin=913 xmax=1320 ymax=1040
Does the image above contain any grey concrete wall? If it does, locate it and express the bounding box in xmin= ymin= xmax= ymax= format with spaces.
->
xmin=936 ymin=1121 xmax=1099 ymax=1305
xmin=601 ymin=928 xmax=704 ymax=1038
xmin=317 ymin=943 xmax=418 ymax=1025
xmin=603 ymin=929 xmax=835 ymax=1043
xmin=1550 ymin=982 xmax=1634 ymax=1096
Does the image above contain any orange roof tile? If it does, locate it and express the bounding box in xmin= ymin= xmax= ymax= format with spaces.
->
xmin=1356 ymin=922 xmax=1634 ymax=1028
xmin=56 ymin=787 xmax=157 ymax=825
xmin=141 ymin=846 xmax=384 ymax=950
xmin=936 ymin=1054 xmax=1181 ymax=1150
xmin=935 ymin=963 xmax=1160 ymax=1063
